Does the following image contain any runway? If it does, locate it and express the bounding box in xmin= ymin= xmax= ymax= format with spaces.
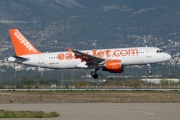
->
xmin=0 ymin=103 xmax=180 ymax=120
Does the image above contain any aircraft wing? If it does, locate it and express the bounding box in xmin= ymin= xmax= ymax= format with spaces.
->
xmin=72 ymin=49 xmax=104 ymax=66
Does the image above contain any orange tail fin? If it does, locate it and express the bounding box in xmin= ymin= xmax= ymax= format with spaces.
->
xmin=9 ymin=29 xmax=41 ymax=56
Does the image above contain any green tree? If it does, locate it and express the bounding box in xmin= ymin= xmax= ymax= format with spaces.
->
xmin=21 ymin=76 xmax=35 ymax=85
xmin=160 ymin=79 xmax=168 ymax=85
xmin=133 ymin=80 xmax=144 ymax=87
xmin=39 ymin=79 xmax=48 ymax=85
xmin=72 ymin=81 xmax=90 ymax=86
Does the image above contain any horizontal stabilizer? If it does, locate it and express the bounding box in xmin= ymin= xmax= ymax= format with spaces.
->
xmin=7 ymin=56 xmax=29 ymax=63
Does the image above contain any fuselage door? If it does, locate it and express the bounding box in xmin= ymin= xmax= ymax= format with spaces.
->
xmin=39 ymin=54 xmax=44 ymax=64
xmin=146 ymin=48 xmax=151 ymax=57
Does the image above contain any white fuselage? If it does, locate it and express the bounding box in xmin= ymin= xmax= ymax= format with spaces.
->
xmin=8 ymin=47 xmax=171 ymax=69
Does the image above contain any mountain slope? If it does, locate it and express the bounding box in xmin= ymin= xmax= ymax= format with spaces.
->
xmin=0 ymin=0 xmax=179 ymax=64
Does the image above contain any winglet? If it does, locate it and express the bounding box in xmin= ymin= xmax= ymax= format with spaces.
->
xmin=9 ymin=29 xmax=41 ymax=56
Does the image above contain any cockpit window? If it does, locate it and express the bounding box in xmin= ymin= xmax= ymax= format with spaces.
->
xmin=157 ymin=50 xmax=164 ymax=53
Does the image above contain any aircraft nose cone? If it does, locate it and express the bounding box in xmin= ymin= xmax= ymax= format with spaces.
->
xmin=166 ymin=54 xmax=171 ymax=60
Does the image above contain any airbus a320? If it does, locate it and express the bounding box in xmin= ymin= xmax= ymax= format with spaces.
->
xmin=7 ymin=29 xmax=171 ymax=79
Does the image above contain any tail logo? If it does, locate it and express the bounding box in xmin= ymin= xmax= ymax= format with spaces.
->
xmin=14 ymin=32 xmax=37 ymax=52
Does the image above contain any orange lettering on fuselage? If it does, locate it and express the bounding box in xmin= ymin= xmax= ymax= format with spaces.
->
xmin=92 ymin=50 xmax=97 ymax=56
xmin=113 ymin=50 xmax=120 ymax=57
xmin=57 ymin=53 xmax=65 ymax=60
xmin=93 ymin=50 xmax=111 ymax=57
xmin=105 ymin=50 xmax=111 ymax=57
xmin=65 ymin=53 xmax=73 ymax=60
xmin=57 ymin=49 xmax=138 ymax=60
xmin=127 ymin=49 xmax=138 ymax=56
xmin=97 ymin=51 xmax=104 ymax=58
xmin=121 ymin=50 xmax=127 ymax=56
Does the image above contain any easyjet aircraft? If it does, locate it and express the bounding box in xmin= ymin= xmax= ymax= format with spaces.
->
xmin=7 ymin=29 xmax=171 ymax=79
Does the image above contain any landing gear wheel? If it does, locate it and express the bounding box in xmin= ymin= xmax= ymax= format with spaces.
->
xmin=147 ymin=64 xmax=152 ymax=74
xmin=148 ymin=70 xmax=152 ymax=74
xmin=93 ymin=74 xmax=98 ymax=79
xmin=91 ymin=71 xmax=96 ymax=76
xmin=91 ymin=70 xmax=98 ymax=79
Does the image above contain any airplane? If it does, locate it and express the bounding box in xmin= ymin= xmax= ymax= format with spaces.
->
xmin=7 ymin=29 xmax=171 ymax=79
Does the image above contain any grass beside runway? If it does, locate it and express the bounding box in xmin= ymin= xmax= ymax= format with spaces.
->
xmin=0 ymin=90 xmax=180 ymax=103
xmin=0 ymin=109 xmax=59 ymax=118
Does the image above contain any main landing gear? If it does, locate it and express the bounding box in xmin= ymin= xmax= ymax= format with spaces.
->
xmin=147 ymin=64 xmax=152 ymax=74
xmin=91 ymin=69 xmax=98 ymax=79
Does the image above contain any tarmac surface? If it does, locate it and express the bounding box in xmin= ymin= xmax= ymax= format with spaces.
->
xmin=0 ymin=103 xmax=180 ymax=120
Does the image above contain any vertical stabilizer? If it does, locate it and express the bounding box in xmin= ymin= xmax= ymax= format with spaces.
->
xmin=9 ymin=29 xmax=41 ymax=56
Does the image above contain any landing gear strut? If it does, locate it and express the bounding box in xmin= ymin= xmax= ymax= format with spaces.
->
xmin=91 ymin=69 xmax=98 ymax=79
xmin=147 ymin=64 xmax=152 ymax=74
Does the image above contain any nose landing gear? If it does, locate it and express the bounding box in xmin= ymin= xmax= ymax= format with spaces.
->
xmin=147 ymin=64 xmax=152 ymax=74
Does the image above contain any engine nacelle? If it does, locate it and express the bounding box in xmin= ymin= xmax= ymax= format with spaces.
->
xmin=102 ymin=60 xmax=124 ymax=73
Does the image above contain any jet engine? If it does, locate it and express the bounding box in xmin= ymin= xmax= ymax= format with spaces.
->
xmin=102 ymin=60 xmax=124 ymax=73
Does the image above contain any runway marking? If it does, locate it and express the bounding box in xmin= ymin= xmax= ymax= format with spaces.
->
xmin=60 ymin=106 xmax=154 ymax=117
xmin=108 ymin=109 xmax=154 ymax=116
xmin=125 ymin=110 xmax=154 ymax=116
